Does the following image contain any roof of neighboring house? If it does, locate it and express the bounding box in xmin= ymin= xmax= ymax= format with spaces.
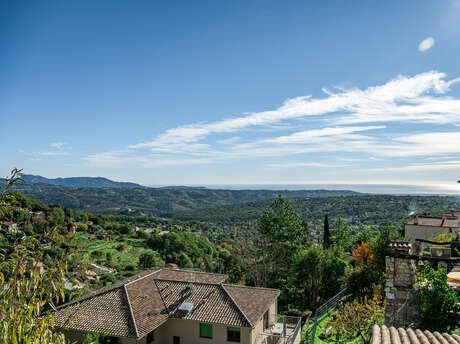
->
xmin=53 ymin=268 xmax=279 ymax=339
xmin=405 ymin=215 xmax=460 ymax=228
xmin=224 ymin=284 xmax=280 ymax=325
xmin=372 ymin=325 xmax=460 ymax=344
xmin=54 ymin=287 xmax=137 ymax=338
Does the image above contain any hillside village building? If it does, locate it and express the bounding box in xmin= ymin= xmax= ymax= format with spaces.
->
xmin=404 ymin=210 xmax=460 ymax=242
xmin=53 ymin=268 xmax=300 ymax=344
xmin=0 ymin=221 xmax=19 ymax=233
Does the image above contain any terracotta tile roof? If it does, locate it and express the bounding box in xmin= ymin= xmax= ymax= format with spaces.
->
xmin=372 ymin=325 xmax=460 ymax=344
xmin=125 ymin=273 xmax=168 ymax=338
xmin=223 ymin=285 xmax=280 ymax=325
xmin=54 ymin=288 xmax=137 ymax=338
xmin=154 ymin=268 xmax=228 ymax=284
xmin=156 ymin=280 xmax=251 ymax=327
xmin=405 ymin=215 xmax=460 ymax=228
xmin=53 ymin=268 xmax=277 ymax=339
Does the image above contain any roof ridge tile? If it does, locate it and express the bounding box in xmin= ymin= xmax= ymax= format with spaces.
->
xmin=123 ymin=284 xmax=139 ymax=338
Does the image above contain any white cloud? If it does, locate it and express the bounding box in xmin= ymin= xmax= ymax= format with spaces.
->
xmin=370 ymin=132 xmax=460 ymax=157
xmin=37 ymin=151 xmax=69 ymax=156
xmin=84 ymin=151 xmax=212 ymax=167
xmin=133 ymin=71 xmax=459 ymax=151
xmin=268 ymin=162 xmax=350 ymax=168
xmin=370 ymin=161 xmax=460 ymax=172
xmin=217 ymin=137 xmax=240 ymax=144
xmin=50 ymin=142 xmax=67 ymax=149
xmin=418 ymin=37 xmax=435 ymax=52
xmin=85 ymin=70 xmax=460 ymax=167
xmin=265 ymin=126 xmax=385 ymax=144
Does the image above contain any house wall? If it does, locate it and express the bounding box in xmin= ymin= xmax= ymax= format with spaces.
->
xmin=250 ymin=300 xmax=277 ymax=344
xmin=404 ymin=224 xmax=457 ymax=242
xmin=146 ymin=318 xmax=252 ymax=344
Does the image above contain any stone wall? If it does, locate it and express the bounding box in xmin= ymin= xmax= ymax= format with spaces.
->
xmin=385 ymin=255 xmax=418 ymax=326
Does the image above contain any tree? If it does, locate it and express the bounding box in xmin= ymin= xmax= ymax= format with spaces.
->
xmin=329 ymin=294 xmax=385 ymax=344
xmin=331 ymin=218 xmax=352 ymax=253
xmin=292 ymin=247 xmax=349 ymax=309
xmin=258 ymin=196 xmax=304 ymax=249
xmin=323 ymin=215 xmax=330 ymax=249
xmin=138 ymin=251 xmax=161 ymax=268
xmin=0 ymin=169 xmax=68 ymax=343
xmin=353 ymin=242 xmax=374 ymax=266
xmin=417 ymin=267 xmax=460 ymax=327
xmin=257 ymin=196 xmax=305 ymax=287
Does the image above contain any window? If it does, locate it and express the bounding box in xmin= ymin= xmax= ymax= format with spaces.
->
xmin=147 ymin=331 xmax=154 ymax=343
xmin=227 ymin=327 xmax=241 ymax=343
xmin=263 ymin=310 xmax=269 ymax=330
xmin=200 ymin=323 xmax=213 ymax=339
xmin=173 ymin=336 xmax=180 ymax=344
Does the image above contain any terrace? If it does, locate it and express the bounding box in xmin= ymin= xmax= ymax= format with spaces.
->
xmin=255 ymin=315 xmax=302 ymax=344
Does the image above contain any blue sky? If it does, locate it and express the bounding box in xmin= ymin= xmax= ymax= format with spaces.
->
xmin=1 ymin=0 xmax=460 ymax=188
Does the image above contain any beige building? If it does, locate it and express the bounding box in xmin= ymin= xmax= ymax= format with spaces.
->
xmin=404 ymin=211 xmax=460 ymax=242
xmin=53 ymin=268 xmax=300 ymax=344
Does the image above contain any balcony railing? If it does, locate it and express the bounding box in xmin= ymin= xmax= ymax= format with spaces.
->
xmin=255 ymin=315 xmax=302 ymax=344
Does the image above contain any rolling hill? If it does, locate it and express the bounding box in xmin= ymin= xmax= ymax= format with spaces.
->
xmin=21 ymin=174 xmax=144 ymax=188
xmin=10 ymin=181 xmax=361 ymax=215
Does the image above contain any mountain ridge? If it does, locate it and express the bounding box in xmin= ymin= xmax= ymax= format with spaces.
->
xmin=21 ymin=174 xmax=145 ymax=189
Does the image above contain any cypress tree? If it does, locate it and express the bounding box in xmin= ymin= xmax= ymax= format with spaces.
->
xmin=323 ymin=215 xmax=330 ymax=249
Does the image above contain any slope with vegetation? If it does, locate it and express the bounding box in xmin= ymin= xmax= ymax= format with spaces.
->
xmin=9 ymin=179 xmax=361 ymax=214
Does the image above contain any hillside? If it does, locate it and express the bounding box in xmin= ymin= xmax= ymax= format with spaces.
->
xmin=21 ymin=174 xmax=144 ymax=189
xmin=10 ymin=182 xmax=362 ymax=215
xmin=167 ymin=194 xmax=460 ymax=239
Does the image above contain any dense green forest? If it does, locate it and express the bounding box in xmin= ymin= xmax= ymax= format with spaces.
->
xmin=167 ymin=195 xmax=460 ymax=242
xmin=8 ymin=180 xmax=360 ymax=214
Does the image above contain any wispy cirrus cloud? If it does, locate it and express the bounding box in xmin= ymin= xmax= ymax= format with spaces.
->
xmin=50 ymin=142 xmax=67 ymax=149
xmin=19 ymin=141 xmax=72 ymax=158
xmin=129 ymin=71 xmax=459 ymax=150
xmin=369 ymin=160 xmax=460 ymax=172
xmin=84 ymin=71 xmax=460 ymax=167
xmin=267 ymin=162 xmax=350 ymax=168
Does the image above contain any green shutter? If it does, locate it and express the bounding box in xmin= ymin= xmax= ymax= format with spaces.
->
xmin=228 ymin=327 xmax=240 ymax=332
xmin=200 ymin=323 xmax=213 ymax=338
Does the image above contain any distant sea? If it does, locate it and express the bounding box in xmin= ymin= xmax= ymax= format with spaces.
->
xmin=195 ymin=184 xmax=460 ymax=196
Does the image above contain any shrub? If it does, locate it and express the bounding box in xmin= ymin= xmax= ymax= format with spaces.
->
xmin=138 ymin=251 xmax=160 ymax=268
xmin=417 ymin=267 xmax=460 ymax=327
xmin=117 ymin=242 xmax=129 ymax=252
xmin=329 ymin=294 xmax=384 ymax=344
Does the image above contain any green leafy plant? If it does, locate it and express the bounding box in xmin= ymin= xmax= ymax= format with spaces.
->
xmin=328 ymin=294 xmax=385 ymax=344
xmin=0 ymin=169 xmax=68 ymax=343
xmin=417 ymin=267 xmax=460 ymax=327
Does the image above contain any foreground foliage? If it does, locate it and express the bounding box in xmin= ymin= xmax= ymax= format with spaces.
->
xmin=328 ymin=295 xmax=385 ymax=344
xmin=0 ymin=169 xmax=67 ymax=344
xmin=417 ymin=267 xmax=460 ymax=328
